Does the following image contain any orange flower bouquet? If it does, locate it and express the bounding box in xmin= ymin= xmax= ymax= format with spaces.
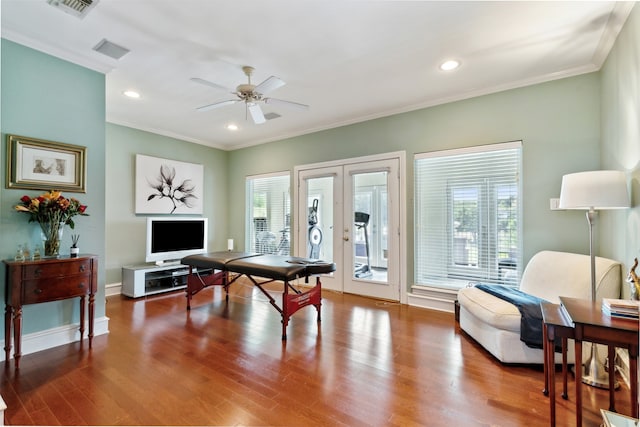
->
xmin=15 ymin=191 xmax=88 ymax=256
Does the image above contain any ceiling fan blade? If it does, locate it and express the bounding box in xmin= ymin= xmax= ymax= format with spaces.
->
xmin=196 ymin=99 xmax=238 ymax=112
xmin=264 ymin=98 xmax=310 ymax=111
xmin=247 ymin=102 xmax=266 ymax=124
xmin=254 ymin=76 xmax=285 ymax=95
xmin=190 ymin=77 xmax=231 ymax=92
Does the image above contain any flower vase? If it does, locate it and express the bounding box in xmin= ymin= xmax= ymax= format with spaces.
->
xmin=40 ymin=222 xmax=65 ymax=257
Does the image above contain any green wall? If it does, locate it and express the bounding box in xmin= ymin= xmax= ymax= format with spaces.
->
xmin=105 ymin=123 xmax=229 ymax=284
xmin=0 ymin=39 xmax=106 ymax=332
xmin=600 ymin=4 xmax=640 ymax=298
xmin=228 ymin=73 xmax=602 ymax=287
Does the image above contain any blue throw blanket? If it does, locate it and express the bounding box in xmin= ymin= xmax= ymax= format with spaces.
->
xmin=475 ymin=284 xmax=551 ymax=350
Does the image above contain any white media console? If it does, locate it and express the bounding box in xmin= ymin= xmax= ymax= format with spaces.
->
xmin=122 ymin=263 xmax=213 ymax=298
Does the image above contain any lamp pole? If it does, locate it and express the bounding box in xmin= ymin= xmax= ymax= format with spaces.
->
xmin=581 ymin=208 xmax=619 ymax=389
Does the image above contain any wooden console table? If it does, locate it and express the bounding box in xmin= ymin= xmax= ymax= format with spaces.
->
xmin=559 ymin=296 xmax=639 ymax=426
xmin=3 ymin=255 xmax=98 ymax=369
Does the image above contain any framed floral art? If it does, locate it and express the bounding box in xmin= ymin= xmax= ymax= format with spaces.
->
xmin=6 ymin=134 xmax=87 ymax=193
xmin=135 ymin=154 xmax=204 ymax=214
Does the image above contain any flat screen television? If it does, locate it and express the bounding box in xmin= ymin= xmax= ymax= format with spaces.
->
xmin=145 ymin=217 xmax=208 ymax=265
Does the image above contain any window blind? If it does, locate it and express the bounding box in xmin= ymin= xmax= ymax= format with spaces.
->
xmin=246 ymin=172 xmax=291 ymax=255
xmin=414 ymin=141 xmax=522 ymax=289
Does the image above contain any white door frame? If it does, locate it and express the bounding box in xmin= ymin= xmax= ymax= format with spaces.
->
xmin=293 ymin=151 xmax=407 ymax=304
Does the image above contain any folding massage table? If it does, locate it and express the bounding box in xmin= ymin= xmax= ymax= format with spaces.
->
xmin=181 ymin=251 xmax=336 ymax=340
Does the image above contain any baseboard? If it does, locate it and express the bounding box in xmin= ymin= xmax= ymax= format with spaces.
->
xmin=105 ymin=282 xmax=122 ymax=297
xmin=0 ymin=316 xmax=109 ymax=362
xmin=0 ymin=393 xmax=6 ymax=426
xmin=407 ymin=286 xmax=458 ymax=313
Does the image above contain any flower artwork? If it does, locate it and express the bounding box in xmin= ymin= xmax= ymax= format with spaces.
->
xmin=147 ymin=164 xmax=197 ymax=214
xmin=135 ymin=154 xmax=203 ymax=214
xmin=14 ymin=190 xmax=88 ymax=257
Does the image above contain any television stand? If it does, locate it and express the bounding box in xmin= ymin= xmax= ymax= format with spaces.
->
xmin=122 ymin=263 xmax=213 ymax=298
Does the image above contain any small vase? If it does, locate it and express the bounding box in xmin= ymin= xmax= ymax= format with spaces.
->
xmin=40 ymin=222 xmax=65 ymax=257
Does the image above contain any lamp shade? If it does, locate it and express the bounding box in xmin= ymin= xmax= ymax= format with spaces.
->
xmin=559 ymin=170 xmax=630 ymax=210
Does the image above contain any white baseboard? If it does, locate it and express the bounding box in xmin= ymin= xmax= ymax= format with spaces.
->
xmin=408 ymin=286 xmax=458 ymax=313
xmin=0 ymin=393 xmax=5 ymax=426
xmin=0 ymin=316 xmax=109 ymax=362
xmin=105 ymin=282 xmax=122 ymax=297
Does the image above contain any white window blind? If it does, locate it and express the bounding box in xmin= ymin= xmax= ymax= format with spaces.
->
xmin=246 ymin=172 xmax=291 ymax=255
xmin=414 ymin=141 xmax=522 ymax=289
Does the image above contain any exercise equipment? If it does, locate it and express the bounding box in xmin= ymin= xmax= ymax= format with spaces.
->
xmin=308 ymin=198 xmax=323 ymax=259
xmin=354 ymin=211 xmax=372 ymax=278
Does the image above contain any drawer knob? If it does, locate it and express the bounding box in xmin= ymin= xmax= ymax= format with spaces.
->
xmin=78 ymin=283 xmax=85 ymax=289
xmin=34 ymin=268 xmax=42 ymax=276
xmin=79 ymin=265 xmax=86 ymax=272
xmin=34 ymin=288 xmax=42 ymax=294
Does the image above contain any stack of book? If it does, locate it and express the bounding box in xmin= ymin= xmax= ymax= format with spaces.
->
xmin=602 ymin=298 xmax=640 ymax=319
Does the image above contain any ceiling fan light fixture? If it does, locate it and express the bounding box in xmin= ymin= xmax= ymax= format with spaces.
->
xmin=439 ymin=59 xmax=460 ymax=71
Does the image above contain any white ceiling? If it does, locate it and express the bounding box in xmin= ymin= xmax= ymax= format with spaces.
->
xmin=1 ymin=1 xmax=634 ymax=150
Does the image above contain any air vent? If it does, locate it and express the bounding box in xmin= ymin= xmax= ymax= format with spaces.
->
xmin=47 ymin=0 xmax=98 ymax=19
xmin=264 ymin=112 xmax=281 ymax=121
xmin=93 ymin=39 xmax=130 ymax=60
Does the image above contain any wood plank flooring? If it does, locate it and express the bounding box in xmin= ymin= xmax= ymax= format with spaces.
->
xmin=1 ymin=280 xmax=633 ymax=426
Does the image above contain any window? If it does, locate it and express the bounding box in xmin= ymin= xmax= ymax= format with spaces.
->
xmin=246 ymin=172 xmax=291 ymax=255
xmin=414 ymin=141 xmax=522 ymax=289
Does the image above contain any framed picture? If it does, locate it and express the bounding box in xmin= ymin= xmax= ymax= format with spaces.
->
xmin=6 ymin=134 xmax=87 ymax=193
xmin=135 ymin=154 xmax=204 ymax=214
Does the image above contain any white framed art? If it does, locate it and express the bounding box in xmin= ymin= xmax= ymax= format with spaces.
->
xmin=135 ymin=154 xmax=203 ymax=214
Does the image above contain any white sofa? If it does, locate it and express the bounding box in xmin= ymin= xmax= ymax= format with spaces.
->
xmin=457 ymin=250 xmax=622 ymax=364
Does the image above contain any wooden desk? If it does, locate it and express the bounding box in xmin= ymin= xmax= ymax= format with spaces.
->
xmin=3 ymin=255 xmax=98 ymax=369
xmin=541 ymin=302 xmax=575 ymax=427
xmin=560 ymin=296 xmax=639 ymax=426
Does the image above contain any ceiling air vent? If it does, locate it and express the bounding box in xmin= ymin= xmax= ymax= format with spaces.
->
xmin=47 ymin=0 xmax=98 ymax=19
xmin=93 ymin=39 xmax=130 ymax=60
xmin=264 ymin=112 xmax=281 ymax=121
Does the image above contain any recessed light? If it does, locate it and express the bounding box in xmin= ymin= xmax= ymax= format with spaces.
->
xmin=123 ymin=90 xmax=140 ymax=99
xmin=439 ymin=60 xmax=460 ymax=71
xmin=226 ymin=123 xmax=238 ymax=131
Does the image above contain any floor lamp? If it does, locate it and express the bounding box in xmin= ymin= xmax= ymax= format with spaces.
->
xmin=559 ymin=170 xmax=630 ymax=389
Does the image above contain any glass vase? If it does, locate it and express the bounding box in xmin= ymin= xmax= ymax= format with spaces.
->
xmin=40 ymin=222 xmax=65 ymax=257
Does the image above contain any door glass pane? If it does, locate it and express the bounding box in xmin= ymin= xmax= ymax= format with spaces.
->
xmin=353 ymin=171 xmax=388 ymax=282
xmin=306 ymin=177 xmax=334 ymax=262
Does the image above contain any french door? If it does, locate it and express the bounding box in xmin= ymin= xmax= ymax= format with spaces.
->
xmin=295 ymin=155 xmax=402 ymax=301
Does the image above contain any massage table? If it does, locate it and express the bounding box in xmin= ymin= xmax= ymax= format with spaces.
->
xmin=181 ymin=251 xmax=336 ymax=340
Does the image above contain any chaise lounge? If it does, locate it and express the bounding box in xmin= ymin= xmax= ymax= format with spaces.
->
xmin=456 ymin=250 xmax=622 ymax=364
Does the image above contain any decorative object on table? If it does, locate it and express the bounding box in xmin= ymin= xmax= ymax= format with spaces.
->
xmin=70 ymin=234 xmax=80 ymax=258
xmin=32 ymin=246 xmax=41 ymax=261
xmin=558 ymin=170 xmax=630 ymax=389
xmin=13 ymin=244 xmax=25 ymax=262
xmin=135 ymin=154 xmax=203 ymax=214
xmin=22 ymin=242 xmax=30 ymax=260
xmin=5 ymin=134 xmax=87 ymax=193
xmin=602 ymin=298 xmax=640 ymax=319
xmin=627 ymin=258 xmax=640 ymax=300
xmin=14 ymin=190 xmax=88 ymax=257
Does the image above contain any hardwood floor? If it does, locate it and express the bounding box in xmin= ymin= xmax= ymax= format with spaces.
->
xmin=2 ymin=280 xmax=633 ymax=426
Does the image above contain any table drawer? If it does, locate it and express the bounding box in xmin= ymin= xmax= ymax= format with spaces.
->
xmin=22 ymin=259 xmax=91 ymax=280
xmin=22 ymin=274 xmax=91 ymax=304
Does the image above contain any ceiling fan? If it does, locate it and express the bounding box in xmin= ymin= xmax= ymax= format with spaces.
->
xmin=191 ymin=66 xmax=309 ymax=124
